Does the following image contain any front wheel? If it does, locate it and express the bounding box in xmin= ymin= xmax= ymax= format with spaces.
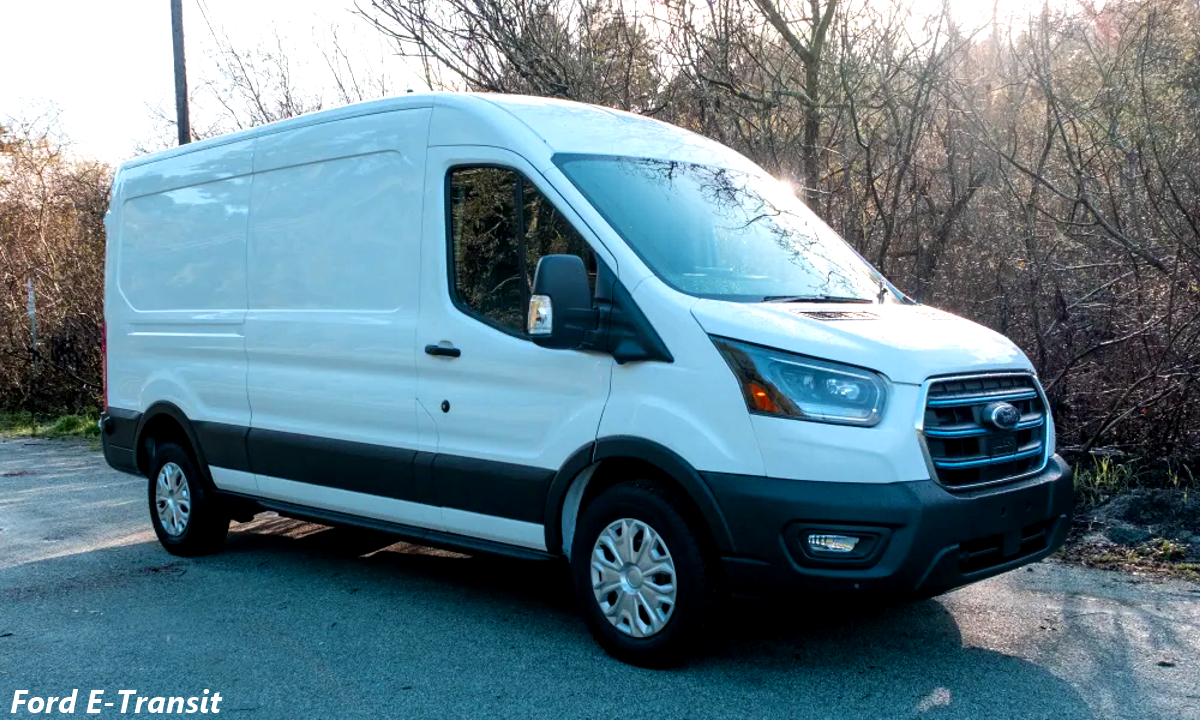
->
xmin=570 ymin=480 xmax=721 ymax=667
xmin=148 ymin=442 xmax=229 ymax=556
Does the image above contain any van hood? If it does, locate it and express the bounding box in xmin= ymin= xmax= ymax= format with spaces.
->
xmin=690 ymin=300 xmax=1032 ymax=385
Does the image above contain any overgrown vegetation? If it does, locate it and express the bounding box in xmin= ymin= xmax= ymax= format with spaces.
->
xmin=1074 ymin=456 xmax=1197 ymax=511
xmin=6 ymin=0 xmax=1200 ymax=486
xmin=0 ymin=112 xmax=108 ymax=416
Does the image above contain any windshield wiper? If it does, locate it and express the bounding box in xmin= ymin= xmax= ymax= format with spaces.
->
xmin=761 ymin=294 xmax=875 ymax=304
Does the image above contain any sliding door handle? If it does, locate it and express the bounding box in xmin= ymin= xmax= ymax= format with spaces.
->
xmin=425 ymin=344 xmax=461 ymax=358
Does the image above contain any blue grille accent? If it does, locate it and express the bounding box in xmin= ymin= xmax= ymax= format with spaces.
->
xmin=923 ymin=415 xmax=1044 ymax=439
xmin=932 ymin=446 xmax=1043 ymax=469
xmin=926 ymin=389 xmax=1039 ymax=407
xmin=923 ymin=374 xmax=1048 ymax=489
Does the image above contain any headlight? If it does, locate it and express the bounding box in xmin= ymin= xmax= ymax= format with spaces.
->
xmin=712 ymin=337 xmax=888 ymax=426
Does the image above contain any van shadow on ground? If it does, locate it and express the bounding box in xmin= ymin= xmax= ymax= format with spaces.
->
xmin=229 ymin=516 xmax=1097 ymax=718
xmin=1 ymin=512 xmax=1097 ymax=719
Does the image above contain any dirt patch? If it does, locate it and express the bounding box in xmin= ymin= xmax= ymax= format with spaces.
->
xmin=1062 ymin=489 xmax=1200 ymax=580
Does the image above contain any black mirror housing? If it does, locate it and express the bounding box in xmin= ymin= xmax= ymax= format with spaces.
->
xmin=530 ymin=254 xmax=594 ymax=349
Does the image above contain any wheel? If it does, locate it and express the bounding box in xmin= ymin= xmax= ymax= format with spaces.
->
xmin=147 ymin=442 xmax=229 ymax=556
xmin=571 ymin=479 xmax=721 ymax=667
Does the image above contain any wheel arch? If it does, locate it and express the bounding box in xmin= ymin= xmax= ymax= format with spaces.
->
xmin=543 ymin=436 xmax=736 ymax=558
xmin=133 ymin=402 xmax=210 ymax=485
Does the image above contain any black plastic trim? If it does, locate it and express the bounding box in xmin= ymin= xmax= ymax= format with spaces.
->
xmin=100 ymin=408 xmax=141 ymax=475
xmin=103 ymin=407 xmax=140 ymax=446
xmin=704 ymin=455 xmax=1074 ymax=599
xmin=247 ymin=427 xmax=422 ymax=503
xmin=132 ymin=402 xmax=215 ymax=484
xmin=431 ymin=453 xmax=555 ymax=524
xmin=224 ymin=425 xmax=553 ymax=522
xmin=542 ymin=442 xmax=598 ymax=553
xmin=193 ymin=421 xmax=251 ymax=473
xmin=592 ymin=436 xmax=736 ymax=554
xmin=598 ymin=272 xmax=673 ymax=364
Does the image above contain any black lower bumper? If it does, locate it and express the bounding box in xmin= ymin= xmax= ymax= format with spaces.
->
xmin=100 ymin=409 xmax=141 ymax=476
xmin=704 ymin=455 xmax=1073 ymax=600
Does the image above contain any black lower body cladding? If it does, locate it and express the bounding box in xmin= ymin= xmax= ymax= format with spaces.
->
xmin=706 ymin=455 xmax=1074 ymax=600
xmin=99 ymin=408 xmax=141 ymax=475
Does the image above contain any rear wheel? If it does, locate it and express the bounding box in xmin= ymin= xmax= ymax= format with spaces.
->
xmin=147 ymin=442 xmax=229 ymax=556
xmin=571 ymin=479 xmax=721 ymax=667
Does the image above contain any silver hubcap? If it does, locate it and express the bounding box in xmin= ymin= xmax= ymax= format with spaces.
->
xmin=155 ymin=462 xmax=191 ymax=537
xmin=591 ymin=518 xmax=677 ymax=637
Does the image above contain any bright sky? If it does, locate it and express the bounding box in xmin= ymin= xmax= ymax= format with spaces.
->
xmin=1 ymin=0 xmax=1050 ymax=165
xmin=0 ymin=0 xmax=421 ymax=163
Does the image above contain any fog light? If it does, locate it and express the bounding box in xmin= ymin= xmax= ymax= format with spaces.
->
xmin=807 ymin=534 xmax=860 ymax=554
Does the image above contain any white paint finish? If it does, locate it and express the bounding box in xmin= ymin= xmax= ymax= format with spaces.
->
xmin=480 ymin=94 xmax=764 ymax=173
xmin=120 ymin=96 xmax=433 ymax=173
xmin=107 ymin=140 xmax=252 ymax=430
xmin=118 ymin=177 xmax=251 ymax=313
xmin=255 ymin=475 xmax=444 ymax=531
xmin=104 ymin=91 xmax=1051 ymax=565
xmin=251 ymin=474 xmax=545 ymax=551
xmin=118 ymin=318 xmax=250 ymax=431
xmin=417 ymin=146 xmax=615 ymax=472
xmin=209 ymin=466 xmax=258 ymax=494
xmin=598 ymin=277 xmax=767 ymax=477
xmin=119 ymin=137 xmax=255 ymax=198
xmin=441 ymin=508 xmax=547 ymax=551
xmin=690 ymin=300 xmax=1032 ymax=386
xmin=248 ymin=151 xmax=412 ymax=311
xmin=750 ymin=384 xmax=933 ymax=483
xmin=243 ymin=109 xmax=430 ymax=458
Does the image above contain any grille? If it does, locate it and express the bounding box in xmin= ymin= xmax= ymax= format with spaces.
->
xmin=922 ymin=373 xmax=1049 ymax=490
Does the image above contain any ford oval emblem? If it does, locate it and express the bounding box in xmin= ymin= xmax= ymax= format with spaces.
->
xmin=983 ymin=401 xmax=1021 ymax=430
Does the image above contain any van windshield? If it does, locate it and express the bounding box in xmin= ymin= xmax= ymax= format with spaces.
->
xmin=554 ymin=154 xmax=889 ymax=303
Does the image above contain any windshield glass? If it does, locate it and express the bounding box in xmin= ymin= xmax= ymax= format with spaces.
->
xmin=554 ymin=154 xmax=889 ymax=302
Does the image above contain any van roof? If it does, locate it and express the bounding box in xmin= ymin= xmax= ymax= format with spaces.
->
xmin=120 ymin=93 xmax=759 ymax=173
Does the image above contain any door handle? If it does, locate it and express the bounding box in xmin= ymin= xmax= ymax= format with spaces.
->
xmin=425 ymin=344 xmax=461 ymax=358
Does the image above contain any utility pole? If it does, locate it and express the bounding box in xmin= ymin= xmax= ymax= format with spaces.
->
xmin=171 ymin=0 xmax=191 ymax=145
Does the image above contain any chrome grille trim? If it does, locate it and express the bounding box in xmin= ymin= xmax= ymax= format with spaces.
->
xmin=916 ymin=371 xmax=1052 ymax=491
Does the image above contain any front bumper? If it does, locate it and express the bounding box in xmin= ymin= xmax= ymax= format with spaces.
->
xmin=704 ymin=454 xmax=1073 ymax=599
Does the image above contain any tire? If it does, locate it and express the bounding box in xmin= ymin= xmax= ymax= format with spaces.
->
xmin=147 ymin=442 xmax=229 ymax=556
xmin=571 ymin=479 xmax=721 ymax=667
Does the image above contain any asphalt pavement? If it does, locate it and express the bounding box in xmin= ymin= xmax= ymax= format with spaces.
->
xmin=2 ymin=438 xmax=1198 ymax=719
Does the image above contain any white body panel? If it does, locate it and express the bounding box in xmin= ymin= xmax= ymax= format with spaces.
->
xmin=107 ymin=139 xmax=253 ymax=429
xmin=417 ymin=146 xmax=616 ymax=472
xmin=689 ymin=300 xmax=1032 ymax=385
xmin=106 ymin=92 xmax=1050 ymax=559
xmin=243 ymin=110 xmax=430 ymax=453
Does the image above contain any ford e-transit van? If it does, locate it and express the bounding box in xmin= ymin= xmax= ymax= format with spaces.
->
xmin=100 ymin=93 xmax=1073 ymax=666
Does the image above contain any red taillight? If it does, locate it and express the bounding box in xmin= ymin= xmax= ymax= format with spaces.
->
xmin=101 ymin=320 xmax=108 ymax=411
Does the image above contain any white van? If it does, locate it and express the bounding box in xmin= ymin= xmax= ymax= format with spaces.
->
xmin=101 ymin=93 xmax=1073 ymax=666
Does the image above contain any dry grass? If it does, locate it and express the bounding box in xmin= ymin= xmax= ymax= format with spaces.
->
xmin=1058 ymin=536 xmax=1200 ymax=581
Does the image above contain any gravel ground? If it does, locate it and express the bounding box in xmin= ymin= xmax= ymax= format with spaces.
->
xmin=1 ymin=438 xmax=1198 ymax=719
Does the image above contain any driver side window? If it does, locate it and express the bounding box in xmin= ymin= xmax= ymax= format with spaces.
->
xmin=448 ymin=166 xmax=596 ymax=336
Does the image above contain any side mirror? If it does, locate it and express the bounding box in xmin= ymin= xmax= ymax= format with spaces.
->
xmin=528 ymin=254 xmax=594 ymax=349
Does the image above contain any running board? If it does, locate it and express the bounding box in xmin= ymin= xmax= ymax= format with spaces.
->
xmin=223 ymin=493 xmax=558 ymax=563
